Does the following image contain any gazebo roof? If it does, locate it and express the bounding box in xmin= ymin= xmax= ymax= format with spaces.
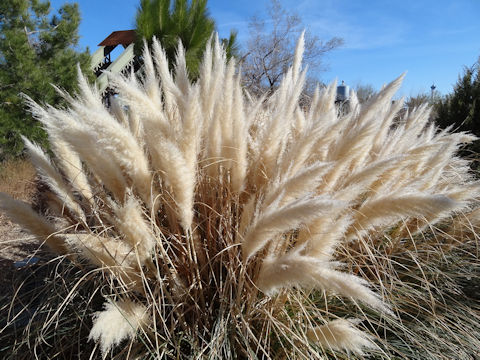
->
xmin=98 ymin=30 xmax=136 ymax=47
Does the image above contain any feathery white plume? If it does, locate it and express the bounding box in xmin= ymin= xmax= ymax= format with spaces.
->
xmin=89 ymin=299 xmax=149 ymax=355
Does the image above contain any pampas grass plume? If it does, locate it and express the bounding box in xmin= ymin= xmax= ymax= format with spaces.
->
xmin=307 ymin=319 xmax=375 ymax=355
xmin=89 ymin=299 xmax=149 ymax=355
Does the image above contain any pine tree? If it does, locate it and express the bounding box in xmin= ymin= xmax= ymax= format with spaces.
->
xmin=135 ymin=0 xmax=238 ymax=79
xmin=0 ymin=0 xmax=91 ymax=159
xmin=436 ymin=60 xmax=480 ymax=133
xmin=436 ymin=59 xmax=480 ymax=161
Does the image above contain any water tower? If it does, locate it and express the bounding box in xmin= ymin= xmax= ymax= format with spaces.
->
xmin=430 ymin=83 xmax=436 ymax=102
xmin=336 ymin=80 xmax=350 ymax=103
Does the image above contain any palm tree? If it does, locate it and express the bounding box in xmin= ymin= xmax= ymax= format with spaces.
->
xmin=135 ymin=0 xmax=238 ymax=79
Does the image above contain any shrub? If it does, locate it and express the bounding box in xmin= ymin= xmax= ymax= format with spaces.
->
xmin=0 ymin=35 xmax=479 ymax=358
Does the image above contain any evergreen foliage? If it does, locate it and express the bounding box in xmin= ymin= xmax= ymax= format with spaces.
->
xmin=135 ymin=0 xmax=238 ymax=79
xmin=0 ymin=0 xmax=91 ymax=159
xmin=436 ymin=58 xmax=480 ymax=155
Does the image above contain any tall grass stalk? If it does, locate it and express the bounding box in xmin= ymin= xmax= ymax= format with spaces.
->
xmin=0 ymin=34 xmax=479 ymax=358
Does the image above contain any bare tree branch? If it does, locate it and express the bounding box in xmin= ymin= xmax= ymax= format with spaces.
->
xmin=242 ymin=0 xmax=343 ymax=97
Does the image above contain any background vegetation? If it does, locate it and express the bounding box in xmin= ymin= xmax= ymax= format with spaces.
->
xmin=0 ymin=0 xmax=92 ymax=159
xmin=135 ymin=0 xmax=239 ymax=79
xmin=436 ymin=58 xmax=480 ymax=168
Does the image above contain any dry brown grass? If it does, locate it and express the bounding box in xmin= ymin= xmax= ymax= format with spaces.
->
xmin=0 ymin=158 xmax=38 ymax=290
xmin=0 ymin=158 xmax=36 ymax=201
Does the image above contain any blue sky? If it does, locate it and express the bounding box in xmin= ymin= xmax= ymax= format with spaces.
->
xmin=51 ymin=0 xmax=480 ymax=97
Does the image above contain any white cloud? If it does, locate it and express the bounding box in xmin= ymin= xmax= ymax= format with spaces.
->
xmin=291 ymin=0 xmax=409 ymax=50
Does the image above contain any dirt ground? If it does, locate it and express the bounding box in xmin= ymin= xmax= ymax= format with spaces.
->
xmin=0 ymin=215 xmax=40 ymax=287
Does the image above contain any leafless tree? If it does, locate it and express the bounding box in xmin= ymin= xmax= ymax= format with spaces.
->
xmin=355 ymin=83 xmax=377 ymax=103
xmin=242 ymin=0 xmax=343 ymax=97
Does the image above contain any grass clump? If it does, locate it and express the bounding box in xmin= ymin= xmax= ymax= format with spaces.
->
xmin=0 ymin=34 xmax=479 ymax=358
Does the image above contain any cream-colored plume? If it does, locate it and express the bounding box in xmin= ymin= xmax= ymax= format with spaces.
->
xmin=88 ymin=299 xmax=149 ymax=355
xmin=307 ymin=319 xmax=375 ymax=355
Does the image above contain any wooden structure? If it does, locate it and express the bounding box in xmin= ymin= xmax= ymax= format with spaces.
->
xmin=91 ymin=30 xmax=138 ymax=99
